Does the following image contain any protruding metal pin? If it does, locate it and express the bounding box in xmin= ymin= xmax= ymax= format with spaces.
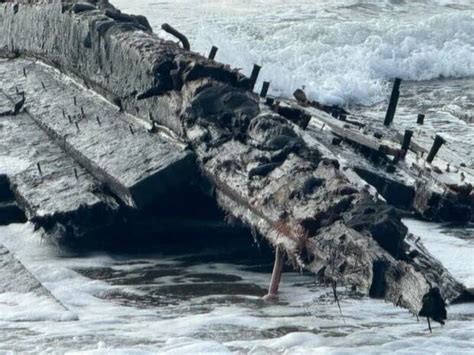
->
xmin=41 ymin=81 xmax=46 ymax=90
xmin=68 ymin=115 xmax=72 ymax=124
xmin=208 ymin=46 xmax=218 ymax=60
xmin=135 ymin=106 xmax=140 ymax=114
xmin=417 ymin=114 xmax=425 ymax=125
xmin=320 ymin=123 xmax=326 ymax=131
xmin=96 ymin=116 xmax=101 ymax=126
xmin=75 ymin=122 xmax=80 ymax=131
xmin=23 ymin=68 xmax=27 ymax=77
xmin=73 ymin=96 xmax=77 ymax=106
xmin=62 ymin=109 xmax=66 ymax=118
xmin=249 ymin=64 xmax=261 ymax=91
xmin=74 ymin=168 xmax=79 ymax=180
xmin=426 ymin=135 xmax=446 ymax=163
xmin=384 ymin=78 xmax=402 ymax=126
xmin=129 ymin=125 xmax=135 ymax=135
xmin=80 ymin=106 xmax=85 ymax=117
xmin=260 ymin=81 xmax=270 ymax=98
xmin=36 ymin=163 xmax=42 ymax=176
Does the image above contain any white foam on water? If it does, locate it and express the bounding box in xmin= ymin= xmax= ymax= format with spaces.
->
xmin=403 ymin=219 xmax=474 ymax=287
xmin=0 ymin=292 xmax=77 ymax=322
xmin=114 ymin=0 xmax=474 ymax=106
xmin=0 ymin=220 xmax=473 ymax=353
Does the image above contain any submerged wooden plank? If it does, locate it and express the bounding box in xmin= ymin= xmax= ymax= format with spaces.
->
xmin=0 ymin=242 xmax=77 ymax=321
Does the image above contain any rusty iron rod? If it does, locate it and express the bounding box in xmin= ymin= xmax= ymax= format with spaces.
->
xmin=384 ymin=78 xmax=402 ymax=126
xmin=161 ymin=23 xmax=190 ymax=50
xmin=260 ymin=81 xmax=270 ymax=98
xmin=208 ymin=46 xmax=218 ymax=60
xmin=427 ymin=135 xmax=446 ymax=163
xmin=417 ymin=114 xmax=425 ymax=125
xmin=401 ymin=129 xmax=413 ymax=151
xmin=249 ymin=64 xmax=261 ymax=91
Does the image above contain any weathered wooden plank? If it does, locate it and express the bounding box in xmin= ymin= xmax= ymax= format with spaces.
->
xmin=0 ymin=108 xmax=121 ymax=237
xmin=0 ymin=59 xmax=197 ymax=209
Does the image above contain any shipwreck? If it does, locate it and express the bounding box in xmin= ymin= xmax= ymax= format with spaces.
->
xmin=1 ymin=0 xmax=473 ymax=318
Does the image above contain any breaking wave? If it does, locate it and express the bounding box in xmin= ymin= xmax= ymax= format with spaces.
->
xmin=193 ymin=10 xmax=474 ymax=106
xmin=112 ymin=0 xmax=474 ymax=105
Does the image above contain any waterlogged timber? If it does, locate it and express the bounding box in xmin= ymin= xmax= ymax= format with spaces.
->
xmin=0 ymin=0 xmax=473 ymax=317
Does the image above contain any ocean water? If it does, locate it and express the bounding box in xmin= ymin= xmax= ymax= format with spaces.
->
xmin=1 ymin=0 xmax=474 ymax=353
xmin=0 ymin=221 xmax=473 ymax=354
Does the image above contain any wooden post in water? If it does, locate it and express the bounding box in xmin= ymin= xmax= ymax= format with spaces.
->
xmin=208 ymin=46 xmax=218 ymax=60
xmin=260 ymin=81 xmax=270 ymax=98
xmin=417 ymin=114 xmax=425 ymax=125
xmin=264 ymin=246 xmax=285 ymax=300
xmin=384 ymin=78 xmax=402 ymax=126
xmin=249 ymin=64 xmax=261 ymax=91
xmin=427 ymin=135 xmax=446 ymax=163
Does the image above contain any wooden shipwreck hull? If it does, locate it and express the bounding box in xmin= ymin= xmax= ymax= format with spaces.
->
xmin=1 ymin=0 xmax=472 ymax=314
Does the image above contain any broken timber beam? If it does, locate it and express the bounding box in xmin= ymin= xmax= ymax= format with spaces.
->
xmin=0 ymin=0 xmax=470 ymax=315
